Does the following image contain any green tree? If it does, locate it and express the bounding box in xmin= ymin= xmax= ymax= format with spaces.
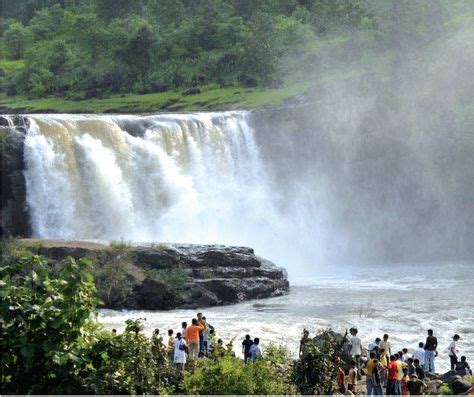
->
xmin=3 ymin=21 xmax=33 ymax=59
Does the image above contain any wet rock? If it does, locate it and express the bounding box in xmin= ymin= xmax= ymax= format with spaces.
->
xmin=1 ymin=126 xmax=30 ymax=237
xmin=449 ymin=376 xmax=472 ymax=394
xmin=20 ymin=239 xmax=290 ymax=310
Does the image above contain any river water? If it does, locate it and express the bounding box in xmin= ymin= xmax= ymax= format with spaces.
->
xmin=99 ymin=261 xmax=474 ymax=373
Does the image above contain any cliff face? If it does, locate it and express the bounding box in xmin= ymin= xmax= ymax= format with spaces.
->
xmin=1 ymin=117 xmax=30 ymax=237
xmin=21 ymin=239 xmax=289 ymax=310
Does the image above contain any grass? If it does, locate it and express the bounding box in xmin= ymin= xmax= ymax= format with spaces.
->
xmin=0 ymin=81 xmax=313 ymax=114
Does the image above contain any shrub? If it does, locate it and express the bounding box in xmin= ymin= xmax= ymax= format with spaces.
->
xmin=292 ymin=329 xmax=348 ymax=395
xmin=1 ymin=255 xmax=98 ymax=394
xmin=89 ymin=245 xmax=142 ymax=308
xmin=143 ymin=266 xmax=187 ymax=292
xmin=182 ymin=341 xmax=296 ymax=394
xmin=83 ymin=318 xmax=177 ymax=394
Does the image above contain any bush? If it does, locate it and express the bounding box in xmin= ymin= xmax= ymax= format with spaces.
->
xmin=182 ymin=341 xmax=296 ymax=394
xmin=83 ymin=318 xmax=177 ymax=394
xmin=292 ymin=329 xmax=348 ymax=395
xmin=1 ymin=255 xmax=98 ymax=394
xmin=89 ymin=245 xmax=142 ymax=308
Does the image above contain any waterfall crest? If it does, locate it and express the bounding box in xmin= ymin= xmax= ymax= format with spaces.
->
xmin=24 ymin=112 xmax=281 ymax=249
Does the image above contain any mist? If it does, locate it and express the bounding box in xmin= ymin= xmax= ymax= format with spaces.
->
xmin=250 ymin=7 xmax=474 ymax=278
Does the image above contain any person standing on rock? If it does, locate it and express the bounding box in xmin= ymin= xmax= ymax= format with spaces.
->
xmin=380 ymin=334 xmax=392 ymax=364
xmin=413 ymin=342 xmax=425 ymax=367
xmin=424 ymin=329 xmax=438 ymax=373
xmin=349 ymin=328 xmax=362 ymax=379
xmin=448 ymin=334 xmax=460 ymax=370
xmin=299 ymin=329 xmax=310 ymax=357
xmin=186 ymin=318 xmax=205 ymax=360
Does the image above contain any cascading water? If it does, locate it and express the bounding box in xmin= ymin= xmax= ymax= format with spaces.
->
xmin=23 ymin=112 xmax=284 ymax=262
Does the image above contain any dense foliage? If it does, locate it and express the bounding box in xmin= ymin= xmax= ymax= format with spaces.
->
xmin=0 ymin=245 xmax=174 ymax=394
xmin=292 ymin=329 xmax=348 ymax=395
xmin=183 ymin=342 xmax=296 ymax=394
xmin=2 ymin=0 xmax=471 ymax=100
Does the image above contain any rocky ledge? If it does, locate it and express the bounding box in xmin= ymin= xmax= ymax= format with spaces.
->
xmin=20 ymin=239 xmax=289 ymax=310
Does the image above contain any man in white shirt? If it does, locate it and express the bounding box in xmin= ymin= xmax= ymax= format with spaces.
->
xmin=368 ymin=337 xmax=382 ymax=357
xmin=379 ymin=334 xmax=391 ymax=363
xmin=349 ymin=328 xmax=362 ymax=378
xmin=413 ymin=342 xmax=425 ymax=366
xmin=448 ymin=334 xmax=460 ymax=370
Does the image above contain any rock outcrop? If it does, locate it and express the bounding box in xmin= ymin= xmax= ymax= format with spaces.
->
xmin=20 ymin=239 xmax=289 ymax=310
xmin=1 ymin=117 xmax=30 ymax=237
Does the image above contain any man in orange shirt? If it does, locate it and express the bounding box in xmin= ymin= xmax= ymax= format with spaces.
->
xmin=186 ymin=318 xmax=205 ymax=360
xmin=387 ymin=355 xmax=399 ymax=396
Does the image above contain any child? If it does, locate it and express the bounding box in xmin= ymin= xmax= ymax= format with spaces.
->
xmin=348 ymin=360 xmax=358 ymax=393
xmin=337 ymin=367 xmax=346 ymax=394
xmin=407 ymin=357 xmax=416 ymax=377
xmin=401 ymin=366 xmax=410 ymax=396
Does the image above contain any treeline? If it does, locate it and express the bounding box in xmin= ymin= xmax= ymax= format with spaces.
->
xmin=1 ymin=0 xmax=471 ymax=99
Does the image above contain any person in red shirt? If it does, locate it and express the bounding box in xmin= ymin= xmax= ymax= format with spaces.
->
xmin=186 ymin=318 xmax=205 ymax=360
xmin=387 ymin=355 xmax=399 ymax=396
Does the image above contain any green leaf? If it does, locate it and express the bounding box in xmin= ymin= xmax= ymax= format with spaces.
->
xmin=21 ymin=344 xmax=35 ymax=358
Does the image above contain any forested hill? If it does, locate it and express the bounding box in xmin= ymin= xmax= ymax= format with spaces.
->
xmin=1 ymin=0 xmax=473 ymax=113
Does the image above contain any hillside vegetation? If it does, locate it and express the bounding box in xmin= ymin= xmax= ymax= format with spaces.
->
xmin=1 ymin=0 xmax=473 ymax=112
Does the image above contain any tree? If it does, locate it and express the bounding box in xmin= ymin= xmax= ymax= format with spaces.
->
xmin=3 ymin=21 xmax=33 ymax=59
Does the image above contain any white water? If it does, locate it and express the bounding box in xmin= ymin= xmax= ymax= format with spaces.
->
xmin=24 ymin=112 xmax=286 ymax=264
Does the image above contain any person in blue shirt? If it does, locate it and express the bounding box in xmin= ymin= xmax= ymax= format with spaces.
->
xmin=242 ymin=334 xmax=254 ymax=364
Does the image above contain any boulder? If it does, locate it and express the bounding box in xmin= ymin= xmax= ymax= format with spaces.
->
xmin=20 ymin=239 xmax=290 ymax=310
xmin=451 ymin=378 xmax=472 ymax=394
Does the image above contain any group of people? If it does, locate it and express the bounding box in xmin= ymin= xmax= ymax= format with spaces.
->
xmin=119 ymin=312 xmax=264 ymax=371
xmin=337 ymin=328 xmax=472 ymax=395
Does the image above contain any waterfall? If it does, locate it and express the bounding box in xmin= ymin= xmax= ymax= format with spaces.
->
xmin=23 ymin=112 xmax=283 ymax=253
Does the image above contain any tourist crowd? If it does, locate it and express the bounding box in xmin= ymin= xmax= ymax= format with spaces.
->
xmin=331 ymin=328 xmax=472 ymax=395
xmin=112 ymin=315 xmax=471 ymax=395
xmin=112 ymin=312 xmax=264 ymax=371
